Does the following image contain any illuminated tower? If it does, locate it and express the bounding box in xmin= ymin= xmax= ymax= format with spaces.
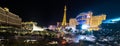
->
xmin=62 ymin=5 xmax=67 ymax=26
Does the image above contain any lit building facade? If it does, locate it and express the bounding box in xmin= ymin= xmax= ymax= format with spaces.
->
xmin=76 ymin=12 xmax=92 ymax=25
xmin=0 ymin=7 xmax=22 ymax=27
xmin=48 ymin=25 xmax=56 ymax=31
xmin=22 ymin=22 xmax=37 ymax=30
xmin=69 ymin=18 xmax=78 ymax=28
xmin=76 ymin=11 xmax=106 ymax=31
xmin=22 ymin=22 xmax=44 ymax=32
xmin=89 ymin=14 xmax=106 ymax=30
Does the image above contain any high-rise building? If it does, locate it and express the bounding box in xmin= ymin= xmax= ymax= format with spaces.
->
xmin=89 ymin=14 xmax=106 ymax=30
xmin=76 ymin=11 xmax=106 ymax=31
xmin=0 ymin=7 xmax=22 ymax=27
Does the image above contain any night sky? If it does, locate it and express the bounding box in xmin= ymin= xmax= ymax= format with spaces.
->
xmin=0 ymin=0 xmax=120 ymax=26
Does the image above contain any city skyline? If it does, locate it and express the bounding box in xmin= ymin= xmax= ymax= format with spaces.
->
xmin=0 ymin=0 xmax=120 ymax=26
xmin=0 ymin=0 xmax=120 ymax=46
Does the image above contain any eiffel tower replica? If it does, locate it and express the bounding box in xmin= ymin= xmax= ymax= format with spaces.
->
xmin=61 ymin=5 xmax=67 ymax=27
xmin=56 ymin=5 xmax=67 ymax=32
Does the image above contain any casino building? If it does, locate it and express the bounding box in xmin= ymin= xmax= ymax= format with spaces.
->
xmin=0 ymin=7 xmax=22 ymax=27
xmin=76 ymin=11 xmax=106 ymax=31
xmin=0 ymin=7 xmax=22 ymax=32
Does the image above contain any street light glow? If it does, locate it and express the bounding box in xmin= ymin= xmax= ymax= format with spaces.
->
xmin=81 ymin=24 xmax=89 ymax=29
